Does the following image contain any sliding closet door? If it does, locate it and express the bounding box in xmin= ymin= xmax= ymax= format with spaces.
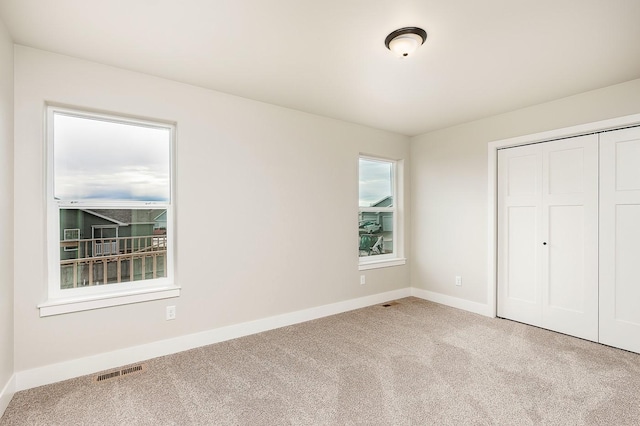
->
xmin=498 ymin=135 xmax=598 ymax=341
xmin=541 ymin=135 xmax=598 ymax=341
xmin=600 ymin=126 xmax=640 ymax=353
xmin=497 ymin=145 xmax=543 ymax=326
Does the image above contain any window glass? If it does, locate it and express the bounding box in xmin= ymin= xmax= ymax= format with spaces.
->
xmin=359 ymin=157 xmax=395 ymax=259
xmin=59 ymin=208 xmax=167 ymax=289
xmin=53 ymin=113 xmax=170 ymax=202
xmin=359 ymin=211 xmax=394 ymax=257
xmin=358 ymin=158 xmax=393 ymax=207
xmin=48 ymin=107 xmax=174 ymax=297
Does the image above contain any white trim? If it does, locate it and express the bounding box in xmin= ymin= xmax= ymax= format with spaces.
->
xmin=17 ymin=288 xmax=411 ymax=391
xmin=359 ymin=258 xmax=406 ymax=270
xmin=358 ymin=155 xmax=405 ymax=265
xmin=45 ymin=105 xmax=177 ymax=303
xmin=38 ymin=285 xmax=181 ymax=317
xmin=487 ymin=113 xmax=640 ymax=318
xmin=411 ymin=287 xmax=493 ymax=317
xmin=0 ymin=374 xmax=16 ymax=418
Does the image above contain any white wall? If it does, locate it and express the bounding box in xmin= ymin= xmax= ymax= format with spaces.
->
xmin=0 ymin=15 xmax=14 ymax=413
xmin=13 ymin=46 xmax=410 ymax=373
xmin=410 ymin=78 xmax=640 ymax=307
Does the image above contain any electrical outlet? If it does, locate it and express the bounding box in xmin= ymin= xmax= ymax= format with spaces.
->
xmin=360 ymin=275 xmax=366 ymax=285
xmin=455 ymin=276 xmax=462 ymax=286
xmin=166 ymin=305 xmax=176 ymax=320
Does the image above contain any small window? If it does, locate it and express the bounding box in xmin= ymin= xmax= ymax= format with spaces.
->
xmin=359 ymin=156 xmax=403 ymax=268
xmin=63 ymin=228 xmax=80 ymax=241
xmin=44 ymin=106 xmax=176 ymax=312
xmin=63 ymin=228 xmax=80 ymax=252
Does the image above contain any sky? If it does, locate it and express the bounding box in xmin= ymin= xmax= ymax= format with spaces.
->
xmin=359 ymin=158 xmax=392 ymax=207
xmin=54 ymin=112 xmax=389 ymax=206
xmin=53 ymin=113 xmax=171 ymax=202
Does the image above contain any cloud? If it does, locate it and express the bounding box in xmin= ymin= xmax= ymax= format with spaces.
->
xmin=53 ymin=113 xmax=171 ymax=202
xmin=359 ymin=158 xmax=392 ymax=206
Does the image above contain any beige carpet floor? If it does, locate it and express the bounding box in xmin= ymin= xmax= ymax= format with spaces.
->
xmin=2 ymin=297 xmax=640 ymax=425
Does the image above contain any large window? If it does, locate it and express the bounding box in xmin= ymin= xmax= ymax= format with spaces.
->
xmin=43 ymin=106 xmax=177 ymax=315
xmin=359 ymin=156 xmax=404 ymax=268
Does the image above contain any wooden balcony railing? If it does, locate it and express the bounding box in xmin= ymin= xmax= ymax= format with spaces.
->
xmin=60 ymin=235 xmax=167 ymax=288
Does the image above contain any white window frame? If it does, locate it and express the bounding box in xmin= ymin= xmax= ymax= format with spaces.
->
xmin=40 ymin=106 xmax=179 ymax=317
xmin=358 ymin=154 xmax=406 ymax=270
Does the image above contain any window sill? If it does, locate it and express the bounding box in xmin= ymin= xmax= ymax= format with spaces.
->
xmin=358 ymin=258 xmax=406 ymax=271
xmin=38 ymin=285 xmax=181 ymax=317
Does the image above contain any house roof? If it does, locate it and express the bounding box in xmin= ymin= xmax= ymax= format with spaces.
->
xmin=371 ymin=196 xmax=393 ymax=208
xmin=82 ymin=209 xmax=165 ymax=226
xmin=82 ymin=210 xmax=128 ymax=226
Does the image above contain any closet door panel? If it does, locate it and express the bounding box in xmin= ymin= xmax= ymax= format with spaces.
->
xmin=600 ymin=127 xmax=640 ymax=353
xmin=498 ymin=135 xmax=598 ymax=342
xmin=615 ymin=138 xmax=640 ymax=190
xmin=497 ymin=146 xmax=542 ymax=326
xmin=506 ymin=206 xmax=538 ymax=303
xmin=547 ymin=205 xmax=585 ymax=312
xmin=548 ymin=147 xmax=586 ymax=195
xmin=614 ymin=206 xmax=640 ymax=324
xmin=541 ymin=135 xmax=599 ymax=341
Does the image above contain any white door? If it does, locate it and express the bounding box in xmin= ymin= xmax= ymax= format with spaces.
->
xmin=497 ymin=144 xmax=543 ymax=327
xmin=599 ymin=126 xmax=640 ymax=353
xmin=498 ymin=134 xmax=599 ymax=341
xmin=541 ymin=135 xmax=599 ymax=340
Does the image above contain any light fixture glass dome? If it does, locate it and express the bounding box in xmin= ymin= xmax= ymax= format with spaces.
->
xmin=385 ymin=27 xmax=427 ymax=58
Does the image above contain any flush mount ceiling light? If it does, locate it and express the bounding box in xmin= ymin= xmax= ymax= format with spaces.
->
xmin=385 ymin=27 xmax=427 ymax=57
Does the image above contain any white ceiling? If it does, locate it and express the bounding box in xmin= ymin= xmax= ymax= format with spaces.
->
xmin=1 ymin=0 xmax=639 ymax=136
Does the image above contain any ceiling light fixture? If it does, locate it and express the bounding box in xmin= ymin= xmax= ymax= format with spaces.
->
xmin=385 ymin=27 xmax=427 ymax=57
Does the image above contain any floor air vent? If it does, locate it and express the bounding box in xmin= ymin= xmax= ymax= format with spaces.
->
xmin=382 ymin=301 xmax=399 ymax=307
xmin=94 ymin=364 xmax=146 ymax=383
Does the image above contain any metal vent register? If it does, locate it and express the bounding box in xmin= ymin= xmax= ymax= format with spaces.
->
xmin=94 ymin=364 xmax=146 ymax=383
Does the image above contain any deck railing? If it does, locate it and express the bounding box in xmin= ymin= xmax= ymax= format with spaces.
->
xmin=60 ymin=235 xmax=167 ymax=288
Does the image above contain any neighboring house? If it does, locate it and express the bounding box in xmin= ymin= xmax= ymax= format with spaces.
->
xmin=359 ymin=196 xmax=393 ymax=234
xmin=371 ymin=195 xmax=392 ymax=208
xmin=359 ymin=196 xmax=394 ymax=255
xmin=59 ymin=209 xmax=167 ymax=288
xmin=153 ymin=210 xmax=167 ymax=232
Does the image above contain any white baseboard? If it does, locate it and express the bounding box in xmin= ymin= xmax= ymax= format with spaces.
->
xmin=15 ymin=288 xmax=411 ymax=392
xmin=411 ymin=287 xmax=493 ymax=317
xmin=0 ymin=374 xmax=15 ymax=418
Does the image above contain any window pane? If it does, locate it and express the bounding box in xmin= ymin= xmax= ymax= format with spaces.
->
xmin=60 ymin=208 xmax=167 ymax=289
xmin=359 ymin=158 xmax=393 ymax=207
xmin=53 ymin=113 xmax=170 ymax=202
xmin=358 ymin=211 xmax=393 ymax=257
